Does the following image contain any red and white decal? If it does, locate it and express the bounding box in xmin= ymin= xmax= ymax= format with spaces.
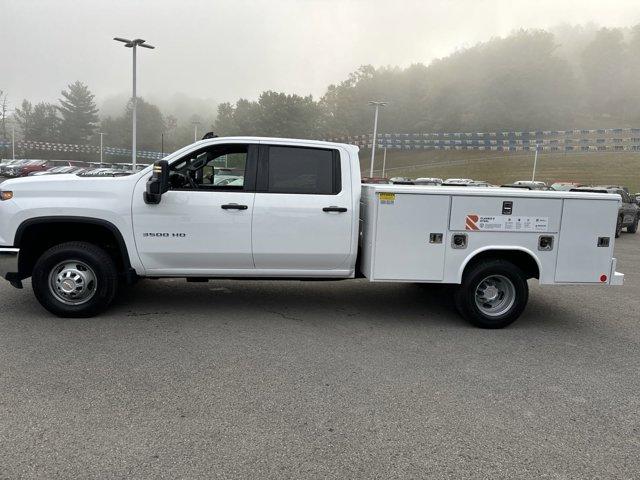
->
xmin=465 ymin=215 xmax=479 ymax=231
xmin=464 ymin=214 xmax=549 ymax=232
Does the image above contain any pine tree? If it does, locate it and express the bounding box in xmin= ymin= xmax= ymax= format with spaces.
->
xmin=58 ymin=81 xmax=99 ymax=144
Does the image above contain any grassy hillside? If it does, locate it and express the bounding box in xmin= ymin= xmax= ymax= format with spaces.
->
xmin=364 ymin=150 xmax=640 ymax=192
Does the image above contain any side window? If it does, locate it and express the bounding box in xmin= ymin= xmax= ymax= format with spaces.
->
xmin=169 ymin=144 xmax=251 ymax=191
xmin=266 ymin=146 xmax=340 ymax=194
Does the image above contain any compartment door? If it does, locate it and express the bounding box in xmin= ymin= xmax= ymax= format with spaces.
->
xmin=373 ymin=193 xmax=450 ymax=281
xmin=555 ymin=199 xmax=617 ymax=283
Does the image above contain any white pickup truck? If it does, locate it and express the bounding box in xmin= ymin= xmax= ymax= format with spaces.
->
xmin=0 ymin=137 xmax=624 ymax=328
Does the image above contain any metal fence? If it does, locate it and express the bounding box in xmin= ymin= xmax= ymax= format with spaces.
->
xmin=325 ymin=128 xmax=640 ymax=152
xmin=0 ymin=139 xmax=165 ymax=160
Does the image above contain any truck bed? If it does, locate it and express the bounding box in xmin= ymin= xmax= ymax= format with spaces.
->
xmin=359 ymin=185 xmax=623 ymax=285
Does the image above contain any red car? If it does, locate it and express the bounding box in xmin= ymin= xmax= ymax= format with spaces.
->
xmin=4 ymin=160 xmax=81 ymax=177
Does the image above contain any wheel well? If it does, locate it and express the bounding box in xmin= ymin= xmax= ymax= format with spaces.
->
xmin=463 ymin=250 xmax=540 ymax=280
xmin=15 ymin=219 xmax=131 ymax=279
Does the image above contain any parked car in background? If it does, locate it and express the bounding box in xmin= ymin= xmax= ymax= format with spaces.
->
xmin=514 ymin=180 xmax=547 ymax=187
xmin=571 ymin=186 xmax=639 ymax=237
xmin=442 ymin=178 xmax=474 ymax=186
xmin=3 ymin=159 xmax=84 ymax=178
xmin=3 ymin=160 xmax=49 ymax=177
xmin=414 ymin=177 xmax=443 ymax=186
xmin=30 ymin=166 xmax=87 ymax=176
xmin=0 ymin=159 xmax=28 ymax=176
xmin=502 ymin=182 xmax=552 ymax=191
xmin=361 ymin=177 xmax=391 ymax=184
xmin=389 ymin=176 xmax=413 ymax=184
xmin=550 ymin=182 xmax=585 ymax=191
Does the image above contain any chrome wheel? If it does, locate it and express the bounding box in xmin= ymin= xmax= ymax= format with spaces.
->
xmin=48 ymin=260 xmax=97 ymax=305
xmin=474 ymin=274 xmax=516 ymax=317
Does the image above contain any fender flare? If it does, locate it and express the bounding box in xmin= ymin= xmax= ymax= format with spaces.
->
xmin=457 ymin=246 xmax=542 ymax=283
xmin=14 ymin=216 xmax=133 ymax=270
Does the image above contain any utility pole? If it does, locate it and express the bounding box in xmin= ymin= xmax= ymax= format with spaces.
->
xmin=114 ymin=37 xmax=155 ymax=169
xmin=368 ymin=101 xmax=387 ymax=177
xmin=161 ymin=133 xmax=164 ymax=156
xmin=11 ymin=124 xmax=15 ymax=160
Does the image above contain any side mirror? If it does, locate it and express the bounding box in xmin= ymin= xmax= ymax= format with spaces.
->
xmin=144 ymin=160 xmax=169 ymax=204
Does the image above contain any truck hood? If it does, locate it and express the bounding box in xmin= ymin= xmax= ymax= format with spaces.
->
xmin=1 ymin=173 xmax=142 ymax=196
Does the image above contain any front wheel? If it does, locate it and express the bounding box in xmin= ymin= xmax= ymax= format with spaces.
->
xmin=627 ymin=215 xmax=639 ymax=234
xmin=455 ymin=259 xmax=529 ymax=329
xmin=32 ymin=241 xmax=118 ymax=317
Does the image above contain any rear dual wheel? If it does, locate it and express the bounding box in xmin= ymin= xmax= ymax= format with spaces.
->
xmin=455 ymin=259 xmax=529 ymax=329
xmin=32 ymin=242 xmax=118 ymax=317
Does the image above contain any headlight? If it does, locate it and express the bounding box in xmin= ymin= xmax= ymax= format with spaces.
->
xmin=0 ymin=190 xmax=13 ymax=201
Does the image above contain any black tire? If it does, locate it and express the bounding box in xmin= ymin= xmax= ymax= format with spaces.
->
xmin=32 ymin=241 xmax=118 ymax=317
xmin=627 ymin=215 xmax=639 ymax=234
xmin=455 ymin=259 xmax=529 ymax=329
xmin=615 ymin=215 xmax=623 ymax=238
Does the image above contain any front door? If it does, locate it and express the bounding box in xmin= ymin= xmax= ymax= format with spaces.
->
xmin=251 ymin=144 xmax=354 ymax=272
xmin=132 ymin=143 xmax=257 ymax=275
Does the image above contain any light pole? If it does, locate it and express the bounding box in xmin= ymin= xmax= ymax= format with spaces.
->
xmin=114 ymin=37 xmax=155 ymax=169
xmin=11 ymin=123 xmax=15 ymax=160
xmin=382 ymin=147 xmax=387 ymax=177
xmin=368 ymin=101 xmax=387 ymax=177
xmin=98 ymin=132 xmax=106 ymax=163
xmin=532 ymin=141 xmax=540 ymax=181
xmin=192 ymin=120 xmax=201 ymax=142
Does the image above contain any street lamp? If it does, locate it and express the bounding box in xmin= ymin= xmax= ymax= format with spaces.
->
xmin=98 ymin=132 xmax=106 ymax=163
xmin=113 ymin=37 xmax=155 ymax=169
xmin=532 ymin=140 xmax=541 ymax=181
xmin=368 ymin=101 xmax=387 ymax=177
xmin=191 ymin=120 xmax=201 ymax=142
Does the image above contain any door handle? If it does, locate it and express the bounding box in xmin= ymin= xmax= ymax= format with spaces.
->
xmin=322 ymin=206 xmax=347 ymax=213
xmin=221 ymin=203 xmax=248 ymax=210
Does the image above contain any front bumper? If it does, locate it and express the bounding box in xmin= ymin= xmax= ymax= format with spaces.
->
xmin=0 ymin=247 xmax=19 ymax=279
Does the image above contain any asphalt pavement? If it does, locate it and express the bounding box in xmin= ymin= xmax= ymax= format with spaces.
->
xmin=1 ymin=234 xmax=639 ymax=479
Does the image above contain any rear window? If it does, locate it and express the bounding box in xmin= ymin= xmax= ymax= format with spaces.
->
xmin=267 ymin=146 xmax=340 ymax=194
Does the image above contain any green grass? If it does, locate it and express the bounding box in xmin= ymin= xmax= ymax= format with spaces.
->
xmin=364 ymin=150 xmax=640 ymax=192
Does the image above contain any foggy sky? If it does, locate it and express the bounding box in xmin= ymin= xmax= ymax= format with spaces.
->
xmin=2 ymin=0 xmax=640 ymax=111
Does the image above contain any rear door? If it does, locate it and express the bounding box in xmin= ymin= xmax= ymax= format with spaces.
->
xmin=555 ymin=198 xmax=617 ymax=283
xmin=251 ymin=144 xmax=353 ymax=271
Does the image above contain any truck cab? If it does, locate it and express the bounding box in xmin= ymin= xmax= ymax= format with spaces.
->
xmin=131 ymin=138 xmax=360 ymax=276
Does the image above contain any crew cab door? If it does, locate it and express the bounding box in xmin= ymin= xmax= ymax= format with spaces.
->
xmin=251 ymin=144 xmax=354 ymax=272
xmin=132 ymin=143 xmax=257 ymax=274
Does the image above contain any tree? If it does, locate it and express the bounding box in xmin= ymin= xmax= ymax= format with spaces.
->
xmin=100 ymin=98 xmax=166 ymax=155
xmin=579 ymin=28 xmax=627 ymax=119
xmin=214 ymin=92 xmax=325 ymax=139
xmin=58 ymin=81 xmax=99 ymax=144
xmin=14 ymin=99 xmax=61 ymax=142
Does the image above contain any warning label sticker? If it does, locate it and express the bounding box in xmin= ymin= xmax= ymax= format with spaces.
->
xmin=379 ymin=192 xmax=396 ymax=205
xmin=465 ymin=214 xmax=549 ymax=232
